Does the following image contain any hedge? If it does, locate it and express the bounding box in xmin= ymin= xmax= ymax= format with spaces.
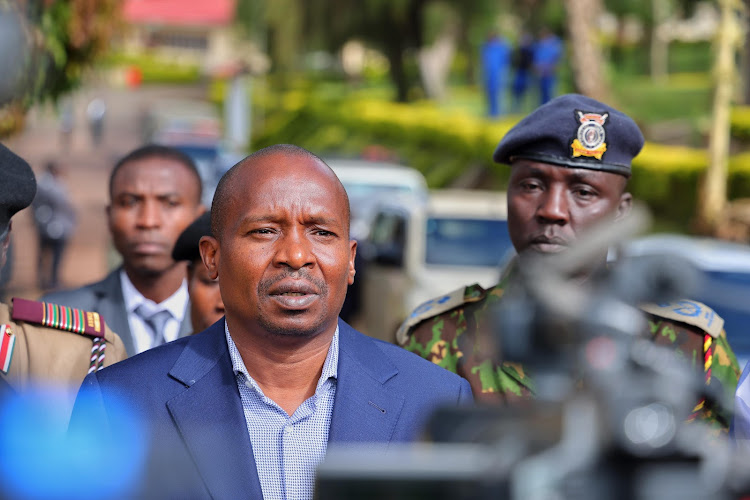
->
xmin=101 ymin=52 xmax=201 ymax=84
xmin=247 ymin=87 xmax=750 ymax=226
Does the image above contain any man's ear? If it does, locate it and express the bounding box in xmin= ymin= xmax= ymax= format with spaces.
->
xmin=616 ymin=192 xmax=633 ymax=220
xmin=348 ymin=239 xmax=357 ymax=285
xmin=199 ymin=235 xmax=220 ymax=280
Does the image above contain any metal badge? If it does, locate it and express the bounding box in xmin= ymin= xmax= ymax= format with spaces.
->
xmin=571 ymin=111 xmax=608 ymax=160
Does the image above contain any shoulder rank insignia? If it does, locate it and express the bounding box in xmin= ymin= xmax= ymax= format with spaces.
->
xmin=396 ymin=284 xmax=487 ymax=346
xmin=11 ymin=298 xmax=107 ymax=338
xmin=0 ymin=324 xmax=15 ymax=374
xmin=639 ymin=300 xmax=724 ymax=339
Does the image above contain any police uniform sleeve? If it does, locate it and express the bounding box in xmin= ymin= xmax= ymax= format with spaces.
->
xmin=641 ymin=300 xmax=741 ymax=432
xmin=3 ymin=298 xmax=128 ymax=389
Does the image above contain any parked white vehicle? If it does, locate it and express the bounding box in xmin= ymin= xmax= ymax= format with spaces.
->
xmin=360 ymin=189 xmax=513 ymax=342
xmin=327 ymin=159 xmax=428 ymax=241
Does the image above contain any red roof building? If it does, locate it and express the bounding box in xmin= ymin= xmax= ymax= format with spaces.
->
xmin=121 ymin=0 xmax=239 ymax=73
xmin=123 ymin=0 xmax=235 ymax=27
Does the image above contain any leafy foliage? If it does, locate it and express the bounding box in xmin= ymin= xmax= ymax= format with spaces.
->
xmin=0 ymin=0 xmax=121 ymax=137
xmin=242 ymin=84 xmax=750 ymax=229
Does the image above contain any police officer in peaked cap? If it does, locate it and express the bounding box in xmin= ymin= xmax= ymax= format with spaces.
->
xmin=398 ymin=94 xmax=740 ymax=432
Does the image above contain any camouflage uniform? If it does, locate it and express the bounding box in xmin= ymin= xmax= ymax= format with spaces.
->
xmin=397 ymin=279 xmax=741 ymax=432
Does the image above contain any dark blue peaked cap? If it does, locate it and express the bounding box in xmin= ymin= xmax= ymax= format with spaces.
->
xmin=493 ymin=94 xmax=644 ymax=177
xmin=172 ymin=212 xmax=211 ymax=262
xmin=0 ymin=142 xmax=36 ymax=228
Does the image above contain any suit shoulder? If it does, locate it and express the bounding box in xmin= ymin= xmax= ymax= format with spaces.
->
xmin=41 ymin=283 xmax=101 ymax=309
xmin=640 ymin=300 xmax=724 ymax=338
xmin=396 ymin=284 xmax=491 ymax=345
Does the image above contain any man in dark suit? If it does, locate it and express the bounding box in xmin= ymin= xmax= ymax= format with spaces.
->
xmin=70 ymin=144 xmax=472 ymax=499
xmin=43 ymin=145 xmax=205 ymax=355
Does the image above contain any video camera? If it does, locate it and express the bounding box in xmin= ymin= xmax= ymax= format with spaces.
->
xmin=316 ymin=205 xmax=750 ymax=499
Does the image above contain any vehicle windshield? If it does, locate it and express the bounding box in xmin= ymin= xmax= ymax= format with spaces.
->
xmin=425 ymin=217 xmax=512 ymax=267
xmin=700 ymin=270 xmax=750 ymax=362
xmin=344 ymin=183 xmax=415 ymax=212
xmin=342 ymin=182 xmax=418 ymax=229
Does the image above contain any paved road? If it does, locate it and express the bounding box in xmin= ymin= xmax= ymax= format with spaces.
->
xmin=3 ymin=81 xmax=208 ymax=301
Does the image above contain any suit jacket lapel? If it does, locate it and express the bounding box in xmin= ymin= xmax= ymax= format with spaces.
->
xmin=95 ymin=269 xmax=135 ymax=355
xmin=166 ymin=321 xmax=263 ymax=499
xmin=329 ymin=320 xmax=405 ymax=444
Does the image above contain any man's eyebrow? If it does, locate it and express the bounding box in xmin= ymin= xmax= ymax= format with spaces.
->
xmin=238 ymin=214 xmax=342 ymax=227
xmin=518 ymin=166 xmax=546 ymax=177
xmin=113 ymin=191 xmax=143 ymax=198
xmin=306 ymin=215 xmax=340 ymax=226
xmin=568 ymin=170 xmax=599 ymax=183
xmin=114 ymin=190 xmax=184 ymax=197
xmin=238 ymin=214 xmax=279 ymax=224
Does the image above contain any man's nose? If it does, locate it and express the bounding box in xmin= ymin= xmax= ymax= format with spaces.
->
xmin=535 ymin=186 xmax=569 ymax=224
xmin=136 ymin=200 xmax=162 ymax=228
xmin=275 ymin=229 xmax=314 ymax=270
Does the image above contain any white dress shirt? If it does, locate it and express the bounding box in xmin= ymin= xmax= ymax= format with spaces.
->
xmin=120 ymin=269 xmax=188 ymax=355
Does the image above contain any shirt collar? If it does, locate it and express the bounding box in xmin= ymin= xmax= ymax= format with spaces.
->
xmin=120 ymin=268 xmax=188 ymax=320
xmin=225 ymin=322 xmax=339 ymax=392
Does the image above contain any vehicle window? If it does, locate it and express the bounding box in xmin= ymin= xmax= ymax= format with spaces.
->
xmin=343 ymin=184 xmax=416 ymax=220
xmin=425 ymin=218 xmax=512 ymax=267
xmin=699 ymin=270 xmax=750 ymax=362
xmin=369 ymin=212 xmax=406 ymax=248
xmin=343 ymin=183 xmax=416 ymax=199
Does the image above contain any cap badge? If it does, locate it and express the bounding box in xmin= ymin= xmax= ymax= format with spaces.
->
xmin=571 ymin=111 xmax=608 ymax=160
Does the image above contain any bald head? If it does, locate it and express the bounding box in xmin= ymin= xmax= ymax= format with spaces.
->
xmin=211 ymin=144 xmax=351 ymax=240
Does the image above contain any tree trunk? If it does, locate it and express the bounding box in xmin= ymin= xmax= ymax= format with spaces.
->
xmin=417 ymin=19 xmax=458 ymax=101
xmin=650 ymin=0 xmax=669 ymax=83
xmin=563 ymin=0 xmax=610 ymax=102
xmin=743 ymin=0 xmax=750 ymax=104
xmin=696 ymin=0 xmax=743 ymax=232
xmin=384 ymin=36 xmax=410 ymax=102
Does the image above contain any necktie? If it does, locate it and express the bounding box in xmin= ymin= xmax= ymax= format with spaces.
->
xmin=135 ymin=305 xmax=172 ymax=348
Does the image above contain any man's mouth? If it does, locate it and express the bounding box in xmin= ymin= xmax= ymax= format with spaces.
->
xmin=268 ymin=281 xmax=320 ymax=309
xmin=132 ymin=242 xmax=167 ymax=255
xmin=528 ymin=236 xmax=569 ymax=253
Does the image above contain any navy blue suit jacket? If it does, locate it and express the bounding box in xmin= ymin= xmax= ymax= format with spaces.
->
xmin=71 ymin=318 xmax=472 ymax=498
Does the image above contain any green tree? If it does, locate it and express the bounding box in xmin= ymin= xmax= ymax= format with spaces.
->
xmin=0 ymin=0 xmax=121 ymax=137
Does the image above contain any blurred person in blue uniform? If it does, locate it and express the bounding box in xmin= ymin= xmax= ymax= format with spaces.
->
xmin=533 ymin=28 xmax=563 ymax=105
xmin=480 ymin=31 xmax=512 ymax=118
xmin=511 ymin=32 xmax=535 ymax=113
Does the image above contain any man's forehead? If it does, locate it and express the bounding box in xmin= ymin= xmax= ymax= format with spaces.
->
xmin=238 ymin=153 xmax=343 ymax=196
xmin=113 ymin=158 xmax=193 ymax=187
xmin=511 ymin=159 xmax=621 ymax=181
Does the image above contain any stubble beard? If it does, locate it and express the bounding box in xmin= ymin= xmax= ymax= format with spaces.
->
xmin=256 ymin=270 xmax=332 ymax=338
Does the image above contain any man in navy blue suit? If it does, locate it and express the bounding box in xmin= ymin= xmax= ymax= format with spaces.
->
xmin=70 ymin=144 xmax=472 ymax=499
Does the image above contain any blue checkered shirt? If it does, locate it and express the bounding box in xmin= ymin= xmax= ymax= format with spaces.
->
xmin=225 ymin=323 xmax=339 ymax=500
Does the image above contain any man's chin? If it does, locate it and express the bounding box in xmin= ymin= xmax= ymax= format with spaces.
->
xmin=126 ymin=258 xmax=176 ymax=278
xmin=259 ymin=314 xmax=332 ymax=339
